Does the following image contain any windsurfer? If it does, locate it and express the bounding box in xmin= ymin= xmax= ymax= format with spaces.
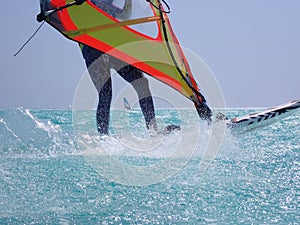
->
xmin=80 ymin=0 xmax=211 ymax=135
xmin=81 ymin=0 xmax=157 ymax=135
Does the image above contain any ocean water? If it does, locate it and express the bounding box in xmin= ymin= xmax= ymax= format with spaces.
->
xmin=0 ymin=108 xmax=299 ymax=224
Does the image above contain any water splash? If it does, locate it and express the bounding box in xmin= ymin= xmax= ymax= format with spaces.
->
xmin=0 ymin=108 xmax=299 ymax=223
xmin=0 ymin=108 xmax=78 ymax=158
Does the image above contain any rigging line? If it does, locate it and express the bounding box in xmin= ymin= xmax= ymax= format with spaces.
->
xmin=37 ymin=0 xmax=86 ymax=22
xmin=14 ymin=0 xmax=85 ymax=56
xmin=13 ymin=21 xmax=45 ymax=57
xmin=146 ymin=0 xmax=170 ymax=14
xmin=156 ymin=2 xmax=207 ymax=104
xmin=161 ymin=0 xmax=171 ymax=13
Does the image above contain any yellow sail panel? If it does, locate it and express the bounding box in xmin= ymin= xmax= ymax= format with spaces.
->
xmin=39 ymin=0 xmax=205 ymax=104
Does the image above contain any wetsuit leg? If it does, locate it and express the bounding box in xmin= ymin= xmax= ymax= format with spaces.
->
xmin=195 ymin=102 xmax=212 ymax=122
xmin=110 ymin=58 xmax=157 ymax=130
xmin=82 ymin=46 xmax=112 ymax=134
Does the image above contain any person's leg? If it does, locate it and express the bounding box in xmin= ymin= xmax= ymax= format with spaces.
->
xmin=111 ymin=59 xmax=157 ymax=130
xmin=195 ymin=101 xmax=212 ymax=122
xmin=82 ymin=46 xmax=112 ymax=134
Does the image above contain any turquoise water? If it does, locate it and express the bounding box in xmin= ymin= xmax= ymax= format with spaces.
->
xmin=0 ymin=108 xmax=299 ymax=224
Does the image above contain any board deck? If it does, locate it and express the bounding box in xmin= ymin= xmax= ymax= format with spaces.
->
xmin=227 ymin=99 xmax=300 ymax=132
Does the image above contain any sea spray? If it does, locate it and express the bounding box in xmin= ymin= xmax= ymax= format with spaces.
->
xmin=0 ymin=108 xmax=299 ymax=224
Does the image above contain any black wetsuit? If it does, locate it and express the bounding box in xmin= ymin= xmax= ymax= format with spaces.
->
xmin=82 ymin=45 xmax=156 ymax=135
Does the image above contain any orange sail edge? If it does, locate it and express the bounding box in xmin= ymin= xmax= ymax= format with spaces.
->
xmin=74 ymin=34 xmax=193 ymax=97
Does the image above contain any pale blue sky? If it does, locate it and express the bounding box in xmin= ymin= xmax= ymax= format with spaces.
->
xmin=1 ymin=1 xmax=299 ymax=109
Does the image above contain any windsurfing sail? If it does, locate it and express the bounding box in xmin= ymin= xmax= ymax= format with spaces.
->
xmin=123 ymin=97 xmax=131 ymax=110
xmin=37 ymin=0 xmax=212 ymax=120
